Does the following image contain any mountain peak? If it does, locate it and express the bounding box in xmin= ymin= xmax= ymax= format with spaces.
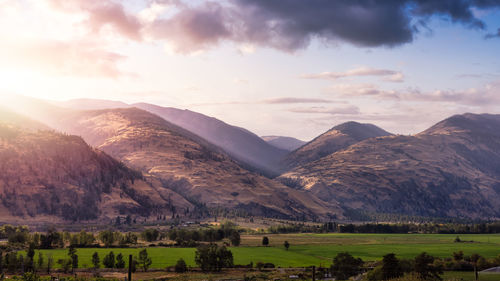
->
xmin=423 ymin=113 xmax=500 ymax=136
xmin=329 ymin=121 xmax=392 ymax=141
xmin=283 ymin=121 xmax=391 ymax=170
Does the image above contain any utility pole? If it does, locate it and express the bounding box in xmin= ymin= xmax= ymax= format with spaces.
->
xmin=312 ymin=265 xmax=316 ymax=281
xmin=128 ymin=255 xmax=133 ymax=281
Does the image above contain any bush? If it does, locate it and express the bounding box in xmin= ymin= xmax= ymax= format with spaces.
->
xmin=175 ymin=258 xmax=187 ymax=273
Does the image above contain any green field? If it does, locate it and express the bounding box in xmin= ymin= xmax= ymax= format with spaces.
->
xmin=23 ymin=233 xmax=500 ymax=269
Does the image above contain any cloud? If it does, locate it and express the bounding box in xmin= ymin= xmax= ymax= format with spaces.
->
xmin=146 ymin=2 xmax=232 ymax=53
xmin=485 ymin=28 xmax=500 ymax=39
xmin=0 ymin=38 xmax=132 ymax=78
xmin=22 ymin=0 xmax=500 ymax=55
xmin=143 ymin=0 xmax=500 ymax=53
xmin=48 ymin=0 xmax=143 ymax=40
xmin=326 ymin=81 xmax=500 ymax=106
xmin=289 ymin=105 xmax=360 ymax=115
xmin=261 ymin=97 xmax=336 ymax=104
xmin=302 ymin=67 xmax=404 ymax=82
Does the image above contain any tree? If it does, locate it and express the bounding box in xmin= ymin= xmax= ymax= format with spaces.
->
xmin=92 ymin=252 xmax=100 ymax=270
xmin=37 ymin=252 xmax=44 ymax=270
xmin=414 ymin=252 xmax=442 ymax=281
xmin=26 ymin=243 xmax=36 ymax=272
xmin=67 ymin=245 xmax=78 ymax=272
xmin=103 ymin=251 xmax=115 ymax=268
xmin=141 ymin=229 xmax=160 ymax=242
xmin=195 ymin=244 xmax=233 ymax=272
xmin=262 ymin=236 xmax=269 ymax=246
xmin=115 ymin=253 xmax=126 ymax=269
xmin=331 ymin=252 xmax=364 ymax=281
xmin=470 ymin=253 xmax=481 ymax=281
xmin=46 ymin=255 xmax=53 ymax=274
xmin=284 ymin=241 xmax=290 ymax=251
xmin=138 ymin=249 xmax=152 ymax=272
xmin=98 ymin=231 xmax=115 ymax=247
xmin=229 ymin=232 xmax=241 ymax=246
xmin=381 ymin=253 xmax=403 ymax=280
xmin=175 ymin=258 xmax=187 ymax=273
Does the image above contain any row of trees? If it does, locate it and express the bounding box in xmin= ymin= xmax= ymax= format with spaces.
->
xmin=6 ymin=229 xmax=139 ymax=249
xmin=268 ymin=221 xmax=500 ymax=234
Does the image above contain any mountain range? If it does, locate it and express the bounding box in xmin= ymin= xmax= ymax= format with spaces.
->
xmin=1 ymin=95 xmax=500 ymax=223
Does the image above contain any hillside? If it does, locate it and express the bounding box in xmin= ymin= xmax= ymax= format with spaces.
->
xmin=52 ymin=107 xmax=340 ymax=220
xmin=280 ymin=113 xmax=500 ymax=219
xmin=283 ymin=121 xmax=392 ymax=170
xmin=0 ymin=123 xmax=191 ymax=223
xmin=133 ymin=103 xmax=289 ymax=176
xmin=261 ymin=136 xmax=306 ymax=151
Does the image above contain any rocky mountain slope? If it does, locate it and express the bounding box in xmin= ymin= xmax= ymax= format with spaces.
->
xmin=283 ymin=121 xmax=392 ymax=170
xmin=133 ymin=103 xmax=288 ymax=176
xmin=280 ymin=113 xmax=500 ymax=219
xmin=51 ymin=107 xmax=340 ymax=220
xmin=52 ymin=99 xmax=289 ymax=176
xmin=261 ymin=136 xmax=306 ymax=151
xmin=0 ymin=122 xmax=191 ymax=223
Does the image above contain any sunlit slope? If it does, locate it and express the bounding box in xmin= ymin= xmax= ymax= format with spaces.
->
xmin=54 ymin=107 xmax=341 ymax=220
xmin=280 ymin=114 xmax=500 ymax=219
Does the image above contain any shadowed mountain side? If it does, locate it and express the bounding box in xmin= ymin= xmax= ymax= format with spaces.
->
xmin=53 ymin=107 xmax=341 ymax=220
xmin=0 ymin=123 xmax=191 ymax=224
xmin=280 ymin=114 xmax=500 ymax=219
xmin=283 ymin=121 xmax=392 ymax=170
xmin=133 ymin=103 xmax=289 ymax=177
xmin=262 ymin=136 xmax=306 ymax=151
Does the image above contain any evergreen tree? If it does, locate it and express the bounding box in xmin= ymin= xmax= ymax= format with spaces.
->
xmin=92 ymin=252 xmax=100 ymax=270
xmin=137 ymin=249 xmax=152 ymax=272
xmin=103 ymin=252 xmax=115 ymax=268
xmin=262 ymin=236 xmax=269 ymax=246
xmin=284 ymin=241 xmax=290 ymax=251
xmin=115 ymin=253 xmax=126 ymax=269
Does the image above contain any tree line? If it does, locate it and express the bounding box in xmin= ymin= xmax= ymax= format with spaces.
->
xmin=267 ymin=221 xmax=500 ymax=234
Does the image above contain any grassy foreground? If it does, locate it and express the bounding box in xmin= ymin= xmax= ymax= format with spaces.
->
xmin=21 ymin=233 xmax=500 ymax=269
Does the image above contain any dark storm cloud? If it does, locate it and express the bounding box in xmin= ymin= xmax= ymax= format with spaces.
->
xmin=146 ymin=0 xmax=500 ymax=53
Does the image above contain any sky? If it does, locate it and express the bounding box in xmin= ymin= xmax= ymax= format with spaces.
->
xmin=0 ymin=0 xmax=500 ymax=140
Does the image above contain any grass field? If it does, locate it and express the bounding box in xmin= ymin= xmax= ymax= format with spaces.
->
xmin=21 ymin=233 xmax=500 ymax=269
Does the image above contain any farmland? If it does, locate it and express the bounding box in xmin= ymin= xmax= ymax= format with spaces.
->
xmin=22 ymin=233 xmax=500 ymax=269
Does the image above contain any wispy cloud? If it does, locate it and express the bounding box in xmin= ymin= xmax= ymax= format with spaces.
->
xmin=0 ymin=38 xmax=134 ymax=78
xmin=302 ymin=67 xmax=404 ymax=82
xmin=289 ymin=105 xmax=360 ymax=115
xmin=261 ymin=97 xmax=336 ymax=104
xmin=326 ymin=81 xmax=500 ymax=106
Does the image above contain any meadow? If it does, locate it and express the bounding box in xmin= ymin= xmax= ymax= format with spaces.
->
xmin=22 ymin=233 xmax=500 ymax=270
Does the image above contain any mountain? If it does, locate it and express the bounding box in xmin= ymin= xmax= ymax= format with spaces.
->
xmin=0 ymin=122 xmax=191 ymax=224
xmin=261 ymin=136 xmax=306 ymax=151
xmin=280 ymin=113 xmax=500 ymax=219
xmin=50 ymin=107 xmax=340 ymax=220
xmin=283 ymin=121 xmax=392 ymax=170
xmin=54 ymin=99 xmax=289 ymax=176
xmin=133 ymin=103 xmax=289 ymax=176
